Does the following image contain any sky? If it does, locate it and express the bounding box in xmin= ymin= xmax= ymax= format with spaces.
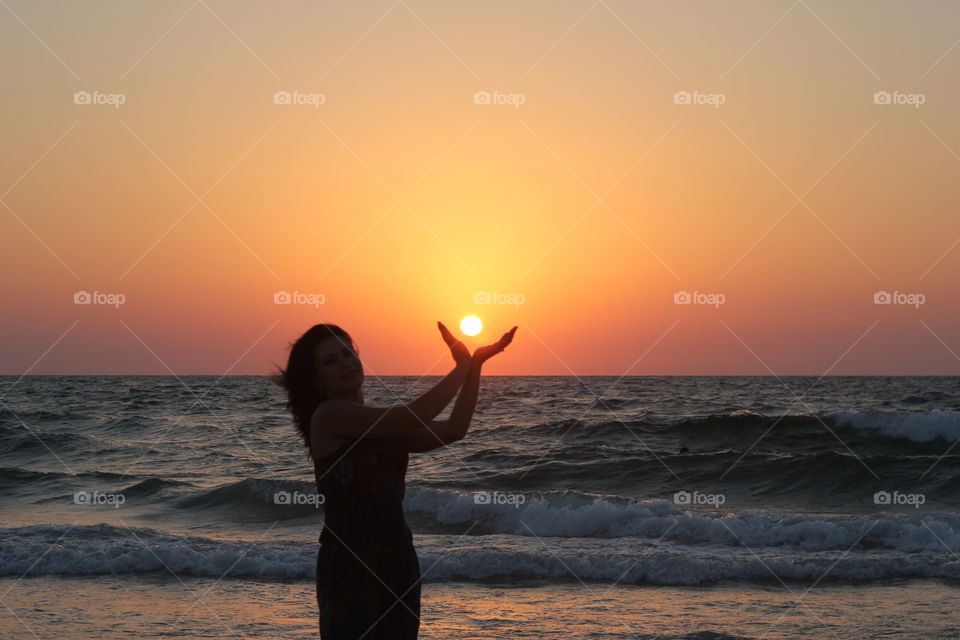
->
xmin=1 ymin=0 xmax=959 ymax=375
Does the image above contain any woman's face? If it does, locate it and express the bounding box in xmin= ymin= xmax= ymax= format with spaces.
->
xmin=313 ymin=336 xmax=363 ymax=396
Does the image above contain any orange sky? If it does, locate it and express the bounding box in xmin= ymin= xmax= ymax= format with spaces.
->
xmin=1 ymin=1 xmax=959 ymax=375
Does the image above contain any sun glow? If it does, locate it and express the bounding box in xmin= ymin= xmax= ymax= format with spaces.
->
xmin=460 ymin=315 xmax=483 ymax=336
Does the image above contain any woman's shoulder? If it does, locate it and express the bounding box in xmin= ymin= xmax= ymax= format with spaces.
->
xmin=309 ymin=401 xmax=347 ymax=457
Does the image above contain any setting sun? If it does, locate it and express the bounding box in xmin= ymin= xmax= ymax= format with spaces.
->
xmin=460 ymin=316 xmax=483 ymax=336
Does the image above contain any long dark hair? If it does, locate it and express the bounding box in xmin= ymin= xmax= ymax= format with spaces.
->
xmin=271 ymin=324 xmax=358 ymax=451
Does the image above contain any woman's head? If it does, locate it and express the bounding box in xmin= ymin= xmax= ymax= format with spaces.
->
xmin=272 ymin=324 xmax=364 ymax=450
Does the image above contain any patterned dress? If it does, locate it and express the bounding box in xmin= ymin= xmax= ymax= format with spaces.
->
xmin=314 ymin=436 xmax=421 ymax=639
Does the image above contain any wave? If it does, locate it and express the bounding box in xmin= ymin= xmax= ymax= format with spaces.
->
xmin=429 ymin=451 xmax=959 ymax=508
xmin=672 ymin=409 xmax=960 ymax=446
xmin=2 ymin=519 xmax=960 ymax=586
xmin=404 ymin=488 xmax=960 ymax=551
xmin=1 ymin=470 xmax=320 ymax=518
xmin=0 ymin=466 xmax=128 ymax=487
xmin=121 ymin=477 xmax=193 ymax=497
xmin=481 ymin=409 xmax=960 ymax=446
xmin=173 ymin=477 xmax=322 ymax=518
xmin=5 ymin=444 xmax=957 ymax=521
xmin=12 ymin=482 xmax=960 ymax=554
xmin=0 ymin=523 xmax=312 ymax=579
xmin=0 ymin=429 xmax=96 ymax=456
xmin=829 ymin=410 xmax=960 ymax=443
xmin=7 ymin=409 xmax=957 ymax=458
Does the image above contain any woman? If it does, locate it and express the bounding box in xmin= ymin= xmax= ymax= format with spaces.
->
xmin=273 ymin=321 xmax=517 ymax=639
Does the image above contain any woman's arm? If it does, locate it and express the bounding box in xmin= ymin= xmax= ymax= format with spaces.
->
xmin=443 ymin=357 xmax=482 ymax=441
xmin=400 ymin=321 xmax=473 ymax=425
xmin=442 ymin=325 xmax=515 ymax=441
xmin=404 ymin=361 xmax=472 ymax=425
xmin=317 ymin=362 xmax=470 ymax=439
xmin=399 ymin=326 xmax=516 ymax=451
xmin=395 ymin=359 xmax=480 ymax=451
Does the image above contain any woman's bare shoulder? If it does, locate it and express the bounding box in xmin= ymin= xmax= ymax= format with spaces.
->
xmin=310 ymin=403 xmax=349 ymax=458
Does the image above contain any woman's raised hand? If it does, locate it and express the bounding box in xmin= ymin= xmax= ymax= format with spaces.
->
xmin=438 ymin=321 xmax=471 ymax=367
xmin=472 ymin=326 xmax=518 ymax=364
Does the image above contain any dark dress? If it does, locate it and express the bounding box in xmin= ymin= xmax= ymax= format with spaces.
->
xmin=313 ymin=436 xmax=421 ymax=639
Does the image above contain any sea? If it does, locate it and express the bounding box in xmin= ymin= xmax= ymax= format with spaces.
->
xmin=2 ymin=375 xmax=959 ymax=639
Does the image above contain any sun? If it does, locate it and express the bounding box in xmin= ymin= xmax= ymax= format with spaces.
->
xmin=460 ymin=315 xmax=483 ymax=336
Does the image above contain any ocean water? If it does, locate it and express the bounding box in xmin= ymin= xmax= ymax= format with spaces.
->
xmin=2 ymin=375 xmax=960 ymax=639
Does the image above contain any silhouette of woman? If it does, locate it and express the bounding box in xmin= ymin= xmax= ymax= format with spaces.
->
xmin=273 ymin=321 xmax=517 ymax=639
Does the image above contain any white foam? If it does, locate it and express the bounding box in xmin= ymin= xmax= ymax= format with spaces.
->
xmin=3 ymin=521 xmax=960 ymax=585
xmin=0 ymin=524 xmax=312 ymax=579
xmin=403 ymin=488 xmax=960 ymax=551
xmin=829 ymin=410 xmax=960 ymax=443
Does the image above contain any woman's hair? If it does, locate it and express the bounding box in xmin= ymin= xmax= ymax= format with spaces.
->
xmin=271 ymin=324 xmax=357 ymax=451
